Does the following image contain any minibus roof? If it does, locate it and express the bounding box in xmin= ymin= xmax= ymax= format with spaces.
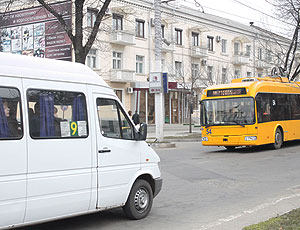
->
xmin=0 ymin=52 xmax=109 ymax=87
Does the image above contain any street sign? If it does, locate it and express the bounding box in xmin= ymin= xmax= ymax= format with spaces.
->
xmin=149 ymin=72 xmax=162 ymax=93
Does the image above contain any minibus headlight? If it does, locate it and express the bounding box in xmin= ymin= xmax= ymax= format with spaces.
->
xmin=202 ymin=137 xmax=208 ymax=141
xmin=244 ymin=136 xmax=257 ymax=141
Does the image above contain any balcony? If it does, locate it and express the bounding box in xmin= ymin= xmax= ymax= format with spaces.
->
xmin=191 ymin=46 xmax=208 ymax=58
xmin=162 ymin=42 xmax=175 ymax=52
xmin=110 ymin=30 xmax=135 ymax=46
xmin=233 ymin=54 xmax=250 ymax=65
xmin=110 ymin=69 xmax=136 ymax=83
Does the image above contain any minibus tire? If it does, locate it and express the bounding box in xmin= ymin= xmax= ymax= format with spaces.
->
xmin=273 ymin=128 xmax=283 ymax=149
xmin=225 ymin=146 xmax=235 ymax=151
xmin=123 ymin=179 xmax=153 ymax=220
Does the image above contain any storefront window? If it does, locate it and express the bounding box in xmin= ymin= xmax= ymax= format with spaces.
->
xmin=139 ymin=90 xmax=147 ymax=123
xmin=148 ymin=93 xmax=155 ymax=124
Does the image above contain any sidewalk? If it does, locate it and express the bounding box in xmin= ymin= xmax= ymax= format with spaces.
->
xmin=147 ymin=123 xmax=202 ymax=142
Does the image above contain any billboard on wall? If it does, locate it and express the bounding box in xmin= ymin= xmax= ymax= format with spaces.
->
xmin=0 ymin=1 xmax=72 ymax=61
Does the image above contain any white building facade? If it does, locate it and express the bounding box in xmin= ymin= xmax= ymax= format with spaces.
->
xmin=0 ymin=0 xmax=291 ymax=124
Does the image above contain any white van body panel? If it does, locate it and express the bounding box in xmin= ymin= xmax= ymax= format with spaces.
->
xmin=0 ymin=76 xmax=27 ymax=228
xmin=0 ymin=53 xmax=161 ymax=229
xmin=22 ymin=79 xmax=93 ymax=222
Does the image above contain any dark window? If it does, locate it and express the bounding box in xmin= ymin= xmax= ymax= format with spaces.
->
xmin=192 ymin=32 xmax=199 ymax=46
xmin=0 ymin=86 xmax=23 ymax=139
xmin=161 ymin=25 xmax=165 ymax=38
xmin=97 ymin=98 xmax=135 ymax=140
xmin=256 ymin=93 xmax=292 ymax=123
xmin=175 ymin=28 xmax=182 ymax=45
xmin=207 ymin=36 xmax=214 ymax=51
xmin=136 ymin=19 xmax=145 ymax=38
xmin=291 ymin=94 xmax=300 ymax=119
xmin=27 ymin=89 xmax=88 ymax=139
xmin=113 ymin=14 xmax=123 ymax=30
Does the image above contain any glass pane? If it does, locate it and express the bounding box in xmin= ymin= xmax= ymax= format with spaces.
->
xmin=201 ymin=98 xmax=255 ymax=126
xmin=27 ymin=89 xmax=88 ymax=138
xmin=0 ymin=87 xmax=22 ymax=139
xmin=97 ymin=98 xmax=121 ymax=138
xmin=119 ymin=107 xmax=134 ymax=140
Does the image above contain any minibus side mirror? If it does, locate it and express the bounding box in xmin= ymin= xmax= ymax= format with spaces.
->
xmin=137 ymin=123 xmax=147 ymax=141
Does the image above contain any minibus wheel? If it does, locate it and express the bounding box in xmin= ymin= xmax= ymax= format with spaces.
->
xmin=123 ymin=179 xmax=153 ymax=220
xmin=225 ymin=146 xmax=236 ymax=151
xmin=273 ymin=128 xmax=283 ymax=149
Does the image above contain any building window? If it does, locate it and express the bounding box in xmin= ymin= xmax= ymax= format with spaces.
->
xmin=192 ymin=63 xmax=199 ymax=78
xmin=192 ymin=32 xmax=199 ymax=46
xmin=175 ymin=28 xmax=183 ymax=45
xmin=221 ymin=39 xmax=227 ymax=53
xmin=136 ymin=19 xmax=145 ymax=38
xmin=175 ymin=61 xmax=182 ymax=77
xmin=258 ymin=73 xmax=262 ymax=78
xmin=234 ymin=69 xmax=240 ymax=78
xmin=246 ymin=45 xmax=251 ymax=57
xmin=207 ymin=36 xmax=214 ymax=51
xmin=87 ymin=8 xmax=97 ymax=27
xmin=258 ymin=48 xmax=262 ymax=60
xmin=266 ymin=49 xmax=272 ymax=62
xmin=161 ymin=25 xmax=165 ymax=38
xmin=86 ymin=49 xmax=97 ymax=69
xmin=234 ymin=42 xmax=240 ymax=55
xmin=207 ymin=66 xmax=213 ymax=81
xmin=247 ymin=71 xmax=252 ymax=77
xmin=113 ymin=14 xmax=123 ymax=30
xmin=113 ymin=51 xmax=122 ymax=69
xmin=222 ymin=68 xmax=227 ymax=83
xmin=136 ymin=55 xmax=144 ymax=74
xmin=114 ymin=89 xmax=123 ymax=102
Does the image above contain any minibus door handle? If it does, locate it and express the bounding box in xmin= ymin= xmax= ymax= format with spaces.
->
xmin=98 ymin=148 xmax=111 ymax=153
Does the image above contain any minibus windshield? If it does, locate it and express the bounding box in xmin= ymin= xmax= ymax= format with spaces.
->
xmin=201 ymin=97 xmax=255 ymax=127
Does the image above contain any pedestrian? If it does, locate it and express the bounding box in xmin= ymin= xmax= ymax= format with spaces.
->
xmin=128 ymin=110 xmax=132 ymax=117
xmin=132 ymin=110 xmax=140 ymax=125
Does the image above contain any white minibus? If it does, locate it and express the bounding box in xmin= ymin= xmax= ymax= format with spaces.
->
xmin=0 ymin=52 xmax=162 ymax=229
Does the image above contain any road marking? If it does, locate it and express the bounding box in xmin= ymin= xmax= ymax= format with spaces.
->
xmin=199 ymin=192 xmax=300 ymax=230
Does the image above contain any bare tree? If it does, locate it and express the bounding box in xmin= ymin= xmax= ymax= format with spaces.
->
xmin=268 ymin=0 xmax=300 ymax=80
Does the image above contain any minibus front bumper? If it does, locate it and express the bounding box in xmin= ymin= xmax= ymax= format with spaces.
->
xmin=154 ymin=178 xmax=162 ymax=197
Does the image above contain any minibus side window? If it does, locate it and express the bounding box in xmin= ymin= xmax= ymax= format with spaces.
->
xmin=27 ymin=89 xmax=88 ymax=139
xmin=97 ymin=98 xmax=135 ymax=140
xmin=0 ymin=86 xmax=23 ymax=139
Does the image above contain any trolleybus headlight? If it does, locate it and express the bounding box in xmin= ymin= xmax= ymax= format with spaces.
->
xmin=202 ymin=137 xmax=208 ymax=141
xmin=244 ymin=136 xmax=257 ymax=141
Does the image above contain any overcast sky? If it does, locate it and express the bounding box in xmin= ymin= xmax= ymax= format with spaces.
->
xmin=179 ymin=0 xmax=288 ymax=36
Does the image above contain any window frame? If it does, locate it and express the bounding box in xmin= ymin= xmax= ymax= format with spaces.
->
xmin=0 ymin=86 xmax=23 ymax=140
xmin=97 ymin=98 xmax=136 ymax=140
xmin=27 ymin=88 xmax=89 ymax=140
xmin=86 ymin=49 xmax=97 ymax=69
xmin=221 ymin=39 xmax=227 ymax=53
xmin=207 ymin=36 xmax=214 ymax=51
xmin=192 ymin=32 xmax=199 ymax=46
xmin=136 ymin=55 xmax=144 ymax=74
xmin=112 ymin=51 xmax=122 ymax=69
xmin=175 ymin=28 xmax=183 ymax=45
xmin=135 ymin=19 xmax=145 ymax=38
xmin=87 ymin=8 xmax=98 ymax=27
xmin=112 ymin=13 xmax=123 ymax=30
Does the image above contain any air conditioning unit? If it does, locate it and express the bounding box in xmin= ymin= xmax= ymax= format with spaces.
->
xmin=127 ymin=87 xmax=133 ymax=94
xmin=201 ymin=59 xmax=207 ymax=66
xmin=150 ymin=18 xmax=155 ymax=27
xmin=105 ymin=8 xmax=112 ymax=15
xmin=216 ymin=36 xmax=221 ymax=42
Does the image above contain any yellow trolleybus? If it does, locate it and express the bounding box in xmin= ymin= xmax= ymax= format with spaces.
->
xmin=200 ymin=76 xmax=300 ymax=150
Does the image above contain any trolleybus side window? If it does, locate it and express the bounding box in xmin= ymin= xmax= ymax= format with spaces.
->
xmin=0 ymin=86 xmax=23 ymax=139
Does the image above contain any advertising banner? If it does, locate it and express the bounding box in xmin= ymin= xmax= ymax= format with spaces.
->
xmin=0 ymin=1 xmax=72 ymax=61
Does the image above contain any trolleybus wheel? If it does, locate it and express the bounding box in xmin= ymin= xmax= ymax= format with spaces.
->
xmin=273 ymin=128 xmax=283 ymax=149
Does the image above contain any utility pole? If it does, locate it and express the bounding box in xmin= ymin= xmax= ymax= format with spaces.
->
xmin=153 ymin=0 xmax=175 ymax=142
xmin=154 ymin=0 xmax=164 ymax=142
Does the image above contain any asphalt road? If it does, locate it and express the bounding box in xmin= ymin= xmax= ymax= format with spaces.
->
xmin=18 ymin=141 xmax=300 ymax=230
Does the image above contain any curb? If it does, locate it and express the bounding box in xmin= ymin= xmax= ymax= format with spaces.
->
xmin=150 ymin=142 xmax=176 ymax=148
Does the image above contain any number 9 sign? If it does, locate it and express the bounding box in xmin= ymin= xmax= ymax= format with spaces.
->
xmin=70 ymin=121 xmax=78 ymax=136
